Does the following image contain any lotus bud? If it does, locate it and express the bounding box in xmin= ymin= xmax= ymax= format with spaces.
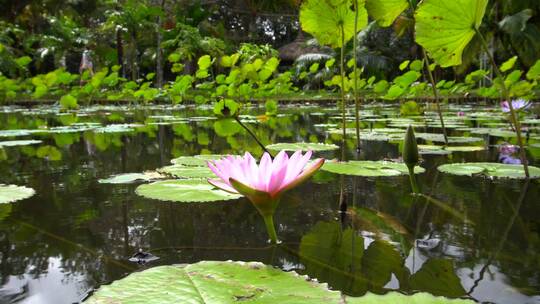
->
xmin=403 ymin=125 xmax=420 ymax=194
xmin=403 ymin=125 xmax=419 ymax=168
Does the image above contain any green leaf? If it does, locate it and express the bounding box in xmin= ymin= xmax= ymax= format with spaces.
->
xmin=500 ymin=56 xmax=518 ymax=72
xmin=170 ymin=155 xmax=233 ymax=167
xmin=366 ymin=0 xmax=409 ymax=27
xmin=0 ymin=184 xmax=35 ymax=204
xmin=158 ymin=165 xmax=216 ymax=179
xmin=86 ymin=261 xmax=345 ymax=303
xmin=0 ymin=140 xmax=42 ymax=148
xmin=410 ymin=59 xmax=424 ymax=71
xmin=399 ymin=60 xmax=410 ymax=71
xmin=415 ymin=0 xmax=488 ymax=67
xmin=300 ymin=0 xmax=368 ymax=48
xmin=59 ymin=94 xmax=78 ymax=110
xmin=197 ymin=55 xmax=212 ymax=70
xmin=347 ymin=292 xmax=474 ymax=303
xmin=437 ymin=162 xmax=540 ymax=179
xmin=266 ymin=142 xmax=339 ymax=152
xmin=98 ymin=172 xmax=163 ymax=184
xmin=135 ymin=179 xmax=242 ymax=203
xmin=15 ymin=56 xmax=32 ymax=67
xmin=499 ymin=9 xmax=533 ymax=35
xmin=322 ymin=160 xmax=425 ymax=177
xmin=410 ymin=259 xmax=466 ymax=298
xmin=526 ymin=59 xmax=540 ymax=80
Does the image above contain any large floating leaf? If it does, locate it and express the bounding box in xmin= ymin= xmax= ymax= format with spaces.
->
xmin=366 ymin=0 xmax=408 ymax=27
xmin=415 ymin=0 xmax=488 ymax=67
xmin=0 ymin=184 xmax=35 ymax=204
xmin=347 ymin=292 xmax=474 ymax=303
xmin=0 ymin=140 xmax=42 ymax=147
xmin=86 ymin=261 xmax=343 ymax=303
xmin=135 ymin=179 xmax=241 ymax=202
xmin=98 ymin=172 xmax=164 ymax=184
xmin=416 ymin=133 xmax=483 ymax=144
xmin=158 ymin=165 xmax=216 ymax=179
xmin=300 ymin=0 xmax=368 ymax=49
xmin=170 ymin=155 xmax=233 ymax=167
xmin=437 ymin=162 xmax=540 ymax=179
xmin=322 ymin=160 xmax=425 ymax=177
xmin=266 ymin=142 xmax=339 ymax=152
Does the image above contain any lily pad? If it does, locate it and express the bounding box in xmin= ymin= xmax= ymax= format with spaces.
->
xmin=98 ymin=172 xmax=164 ymax=184
xmin=158 ymin=165 xmax=216 ymax=179
xmin=266 ymin=142 xmax=339 ymax=152
xmin=0 ymin=140 xmax=42 ymax=147
xmin=322 ymin=161 xmax=425 ymax=177
xmin=437 ymin=162 xmax=540 ymax=179
xmin=170 ymin=154 xmax=234 ymax=167
xmin=418 ymin=145 xmax=486 ymax=155
xmin=85 ymin=260 xmax=472 ymax=304
xmin=416 ymin=133 xmax=483 ymax=144
xmin=0 ymin=184 xmax=35 ymax=204
xmin=135 ymin=179 xmax=241 ymax=202
xmin=85 ymin=261 xmax=341 ymax=303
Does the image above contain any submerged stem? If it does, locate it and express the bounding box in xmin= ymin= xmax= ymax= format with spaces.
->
xmin=422 ymin=49 xmax=448 ymax=146
xmin=262 ymin=215 xmax=279 ymax=244
xmin=475 ymin=29 xmax=529 ymax=178
xmin=234 ymin=116 xmax=273 ymax=157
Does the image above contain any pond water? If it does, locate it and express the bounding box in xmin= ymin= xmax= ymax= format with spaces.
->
xmin=0 ymin=103 xmax=539 ymax=304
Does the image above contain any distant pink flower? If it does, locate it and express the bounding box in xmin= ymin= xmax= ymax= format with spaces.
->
xmin=207 ymin=151 xmax=324 ymax=243
xmin=501 ymin=99 xmax=530 ymax=113
xmin=457 ymin=111 xmax=465 ymax=117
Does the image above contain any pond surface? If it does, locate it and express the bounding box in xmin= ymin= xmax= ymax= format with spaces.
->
xmin=0 ymin=103 xmax=539 ymax=304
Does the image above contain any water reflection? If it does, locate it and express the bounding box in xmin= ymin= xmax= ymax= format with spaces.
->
xmin=0 ymin=104 xmax=537 ymax=303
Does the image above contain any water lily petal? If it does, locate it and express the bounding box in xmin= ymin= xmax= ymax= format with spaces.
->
xmin=208 ymin=178 xmax=239 ymax=194
xmin=278 ymin=158 xmax=325 ymax=193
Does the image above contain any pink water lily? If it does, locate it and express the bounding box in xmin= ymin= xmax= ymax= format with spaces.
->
xmin=207 ymin=150 xmax=324 ymax=243
xmin=501 ymin=99 xmax=530 ymax=113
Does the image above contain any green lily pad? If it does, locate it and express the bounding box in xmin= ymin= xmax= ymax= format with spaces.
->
xmin=0 ymin=129 xmax=39 ymax=137
xmin=98 ymin=172 xmax=164 ymax=184
xmin=0 ymin=184 xmax=35 ymax=204
xmin=437 ymin=162 xmax=540 ymax=179
xmin=170 ymin=154 xmax=233 ymax=167
xmin=85 ymin=260 xmax=473 ymax=304
xmin=0 ymin=140 xmax=42 ymax=147
xmin=158 ymin=165 xmax=216 ymax=179
xmin=135 ymin=179 xmax=241 ymax=202
xmin=418 ymin=145 xmax=486 ymax=155
xmin=416 ymin=133 xmax=483 ymax=144
xmin=322 ymin=161 xmax=425 ymax=177
xmin=266 ymin=142 xmax=339 ymax=152
xmin=86 ymin=261 xmax=341 ymax=303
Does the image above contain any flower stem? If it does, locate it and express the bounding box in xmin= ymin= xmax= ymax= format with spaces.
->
xmin=408 ymin=166 xmax=420 ymax=194
xmin=353 ymin=0 xmax=361 ymax=153
xmin=263 ymin=215 xmax=279 ymax=244
xmin=422 ymin=49 xmax=448 ymax=146
xmin=340 ymin=24 xmax=347 ymax=162
xmin=234 ymin=116 xmax=273 ymax=157
xmin=475 ymin=28 xmax=529 ymax=178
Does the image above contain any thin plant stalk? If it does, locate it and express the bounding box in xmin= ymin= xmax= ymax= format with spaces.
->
xmin=234 ymin=116 xmax=273 ymax=157
xmin=475 ymin=29 xmax=529 ymax=178
xmin=353 ymin=0 xmax=361 ymax=154
xmin=339 ymin=25 xmax=347 ymax=161
xmin=408 ymin=167 xmax=420 ymax=194
xmin=422 ymin=49 xmax=448 ymax=146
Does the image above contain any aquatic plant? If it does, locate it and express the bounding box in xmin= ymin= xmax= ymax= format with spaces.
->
xmin=207 ymin=151 xmax=324 ymax=244
xmin=403 ymin=125 xmax=420 ymax=193
xmin=501 ymin=99 xmax=531 ymax=113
